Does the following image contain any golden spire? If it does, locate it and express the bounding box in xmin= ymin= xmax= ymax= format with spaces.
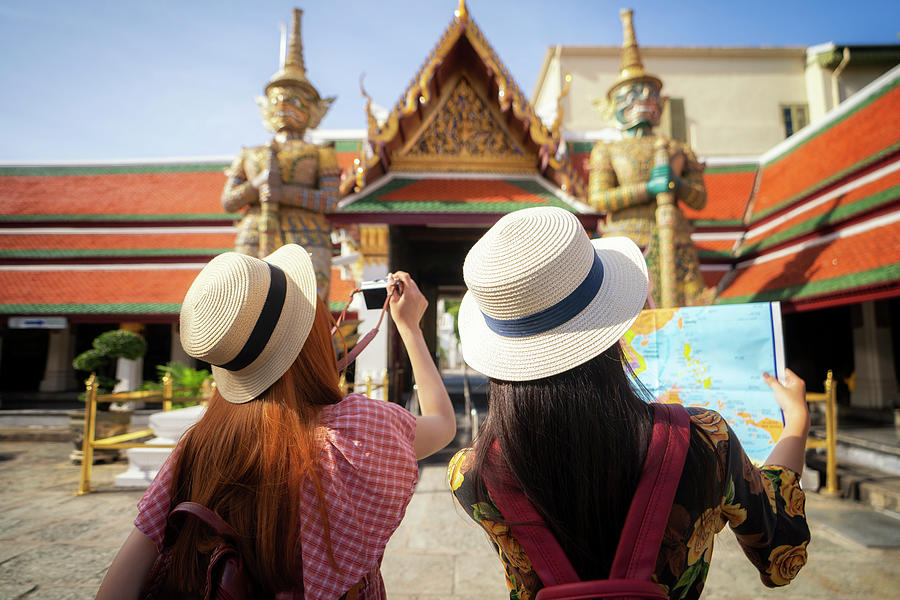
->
xmin=266 ymin=8 xmax=319 ymax=100
xmin=607 ymin=8 xmax=661 ymax=99
xmin=455 ymin=0 xmax=469 ymax=20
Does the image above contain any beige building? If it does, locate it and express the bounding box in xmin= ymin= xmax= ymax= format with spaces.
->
xmin=533 ymin=43 xmax=900 ymax=157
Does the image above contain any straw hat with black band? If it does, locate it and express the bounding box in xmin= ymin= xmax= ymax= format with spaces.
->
xmin=458 ymin=207 xmax=649 ymax=382
xmin=179 ymin=244 xmax=319 ymax=403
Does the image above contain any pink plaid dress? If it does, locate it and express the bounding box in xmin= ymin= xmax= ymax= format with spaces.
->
xmin=135 ymin=393 xmax=419 ymax=599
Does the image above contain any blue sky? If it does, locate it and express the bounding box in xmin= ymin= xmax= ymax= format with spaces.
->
xmin=1 ymin=0 xmax=897 ymax=161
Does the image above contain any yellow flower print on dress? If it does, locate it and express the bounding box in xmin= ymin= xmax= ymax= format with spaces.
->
xmin=779 ymin=477 xmax=806 ymax=519
xmin=686 ymin=507 xmax=722 ymax=564
xmin=481 ymin=517 xmax=533 ymax=571
xmin=689 ymin=410 xmax=729 ymax=449
xmin=765 ymin=542 xmax=808 ymax=585
xmin=448 ymin=448 xmax=470 ymax=491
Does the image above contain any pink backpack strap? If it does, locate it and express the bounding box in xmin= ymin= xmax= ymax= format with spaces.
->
xmin=609 ymin=403 xmax=691 ymax=580
xmin=483 ymin=403 xmax=691 ymax=591
xmin=483 ymin=441 xmax=580 ymax=586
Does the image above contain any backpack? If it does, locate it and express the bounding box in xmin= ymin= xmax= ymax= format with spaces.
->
xmin=483 ymin=403 xmax=691 ymax=600
xmin=141 ymin=501 xmax=267 ymax=600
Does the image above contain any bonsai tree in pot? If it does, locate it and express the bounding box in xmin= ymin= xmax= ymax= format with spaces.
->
xmin=69 ymin=329 xmax=148 ymax=463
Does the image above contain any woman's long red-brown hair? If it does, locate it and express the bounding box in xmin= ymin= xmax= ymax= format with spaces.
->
xmin=166 ymin=296 xmax=343 ymax=594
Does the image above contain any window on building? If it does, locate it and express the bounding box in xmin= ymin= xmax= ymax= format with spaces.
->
xmin=660 ymin=97 xmax=687 ymax=143
xmin=781 ymin=104 xmax=809 ymax=138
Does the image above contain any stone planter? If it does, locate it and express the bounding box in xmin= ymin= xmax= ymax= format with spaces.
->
xmin=67 ymin=409 xmax=132 ymax=464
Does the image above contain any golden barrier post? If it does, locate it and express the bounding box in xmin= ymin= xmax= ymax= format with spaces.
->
xmin=365 ymin=374 xmax=373 ymax=397
xmin=806 ymin=370 xmax=838 ymax=495
xmin=162 ymin=371 xmax=173 ymax=412
xmin=77 ymin=374 xmax=99 ymax=495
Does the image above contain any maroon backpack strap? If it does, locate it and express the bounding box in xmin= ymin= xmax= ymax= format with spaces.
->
xmin=608 ymin=403 xmax=691 ymax=581
xmin=482 ymin=441 xmax=580 ymax=587
xmin=170 ymin=502 xmax=241 ymax=541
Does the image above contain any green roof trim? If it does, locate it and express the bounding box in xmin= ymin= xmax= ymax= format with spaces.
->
xmin=0 ymin=213 xmax=240 ymax=222
xmin=752 ymin=141 xmax=900 ymax=222
xmin=741 ymin=185 xmax=900 ymax=256
xmin=762 ymin=77 xmax=899 ymax=168
xmin=716 ymin=262 xmax=900 ymax=305
xmin=0 ymin=163 xmax=230 ymax=177
xmin=690 ymin=219 xmax=744 ymax=227
xmin=704 ymin=164 xmax=758 ymax=175
xmin=333 ymin=140 xmax=361 ymax=153
xmin=0 ymin=248 xmax=231 ymax=259
xmin=339 ymin=177 xmax=576 ymax=214
xmin=0 ymin=303 xmax=182 ymax=315
xmin=697 ymin=250 xmax=734 ymax=259
xmin=567 ymin=141 xmax=595 ymax=154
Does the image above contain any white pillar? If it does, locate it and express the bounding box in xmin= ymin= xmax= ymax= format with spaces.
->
xmin=113 ymin=357 xmax=143 ymax=393
xmin=354 ymin=260 xmax=390 ymax=400
xmin=39 ymin=327 xmax=78 ymax=392
xmin=850 ymin=301 xmax=900 ymax=409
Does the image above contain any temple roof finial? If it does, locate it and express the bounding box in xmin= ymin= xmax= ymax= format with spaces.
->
xmin=455 ymin=0 xmax=468 ymax=20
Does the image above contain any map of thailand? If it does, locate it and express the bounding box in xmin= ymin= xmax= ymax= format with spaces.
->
xmin=622 ymin=302 xmax=785 ymax=464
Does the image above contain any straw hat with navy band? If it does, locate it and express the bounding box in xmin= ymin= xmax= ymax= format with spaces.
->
xmin=458 ymin=207 xmax=649 ymax=382
xmin=179 ymin=244 xmax=319 ymax=404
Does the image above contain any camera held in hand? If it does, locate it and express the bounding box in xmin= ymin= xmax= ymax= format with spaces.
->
xmin=360 ymin=278 xmax=401 ymax=309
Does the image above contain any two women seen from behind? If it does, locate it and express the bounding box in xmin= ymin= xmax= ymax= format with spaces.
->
xmin=97 ymin=245 xmax=456 ymax=599
xmin=449 ymin=206 xmax=811 ymax=599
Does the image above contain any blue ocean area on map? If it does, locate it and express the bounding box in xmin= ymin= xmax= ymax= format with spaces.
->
xmin=623 ymin=302 xmax=785 ymax=463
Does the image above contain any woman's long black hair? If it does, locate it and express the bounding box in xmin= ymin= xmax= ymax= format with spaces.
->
xmin=468 ymin=341 xmax=717 ymax=581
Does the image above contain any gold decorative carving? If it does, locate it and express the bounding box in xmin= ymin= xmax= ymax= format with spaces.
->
xmin=359 ymin=224 xmax=389 ymax=267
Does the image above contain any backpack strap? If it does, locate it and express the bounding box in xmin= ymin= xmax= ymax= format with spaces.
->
xmin=482 ymin=442 xmax=580 ymax=587
xmin=483 ymin=402 xmax=691 ymax=591
xmin=170 ymin=502 xmax=241 ymax=541
xmin=608 ymin=403 xmax=691 ymax=581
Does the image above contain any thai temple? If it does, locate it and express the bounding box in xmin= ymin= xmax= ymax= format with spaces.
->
xmin=1 ymin=2 xmax=899 ymax=431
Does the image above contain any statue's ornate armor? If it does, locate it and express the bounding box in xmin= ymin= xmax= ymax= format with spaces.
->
xmin=222 ymin=141 xmax=341 ymax=298
xmin=589 ymin=135 xmax=707 ymax=305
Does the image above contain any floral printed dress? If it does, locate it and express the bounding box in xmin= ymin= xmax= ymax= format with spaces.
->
xmin=448 ymin=407 xmax=810 ymax=600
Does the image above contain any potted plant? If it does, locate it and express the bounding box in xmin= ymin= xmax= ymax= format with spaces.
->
xmin=69 ymin=329 xmax=148 ymax=464
xmin=139 ymin=361 xmax=212 ymax=409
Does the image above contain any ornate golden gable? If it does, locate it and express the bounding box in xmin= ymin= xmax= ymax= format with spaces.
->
xmin=391 ymin=73 xmax=537 ymax=173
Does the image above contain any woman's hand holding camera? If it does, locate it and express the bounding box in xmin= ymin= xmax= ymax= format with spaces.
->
xmin=387 ymin=271 xmax=426 ymax=334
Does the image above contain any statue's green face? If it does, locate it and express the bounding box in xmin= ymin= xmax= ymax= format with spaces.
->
xmin=613 ymin=82 xmax=661 ymax=130
xmin=265 ymin=86 xmax=314 ymax=132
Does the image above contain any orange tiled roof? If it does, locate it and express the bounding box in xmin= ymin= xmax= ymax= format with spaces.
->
xmin=684 ymin=168 xmax=756 ymax=224
xmin=741 ymin=166 xmax=900 ymax=254
xmin=751 ymin=81 xmax=900 ymax=219
xmin=1 ymin=171 xmax=226 ymax=217
xmin=329 ymin=267 xmax=357 ymax=306
xmin=718 ymin=216 xmax=900 ymax=304
xmin=0 ymin=232 xmax=233 ymax=252
xmin=693 ymin=238 xmax=737 ymax=256
xmin=0 ymin=268 xmax=199 ymax=311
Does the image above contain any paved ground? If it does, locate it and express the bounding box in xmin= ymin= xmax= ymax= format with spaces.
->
xmin=1 ymin=441 xmax=899 ymax=599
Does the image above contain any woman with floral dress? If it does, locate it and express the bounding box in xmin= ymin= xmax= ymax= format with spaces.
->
xmin=448 ymin=207 xmax=810 ymax=599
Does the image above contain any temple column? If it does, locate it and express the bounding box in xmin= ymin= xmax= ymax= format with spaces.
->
xmin=39 ymin=327 xmax=78 ymax=392
xmin=850 ymin=300 xmax=899 ymax=409
xmin=354 ymin=224 xmax=390 ymax=400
